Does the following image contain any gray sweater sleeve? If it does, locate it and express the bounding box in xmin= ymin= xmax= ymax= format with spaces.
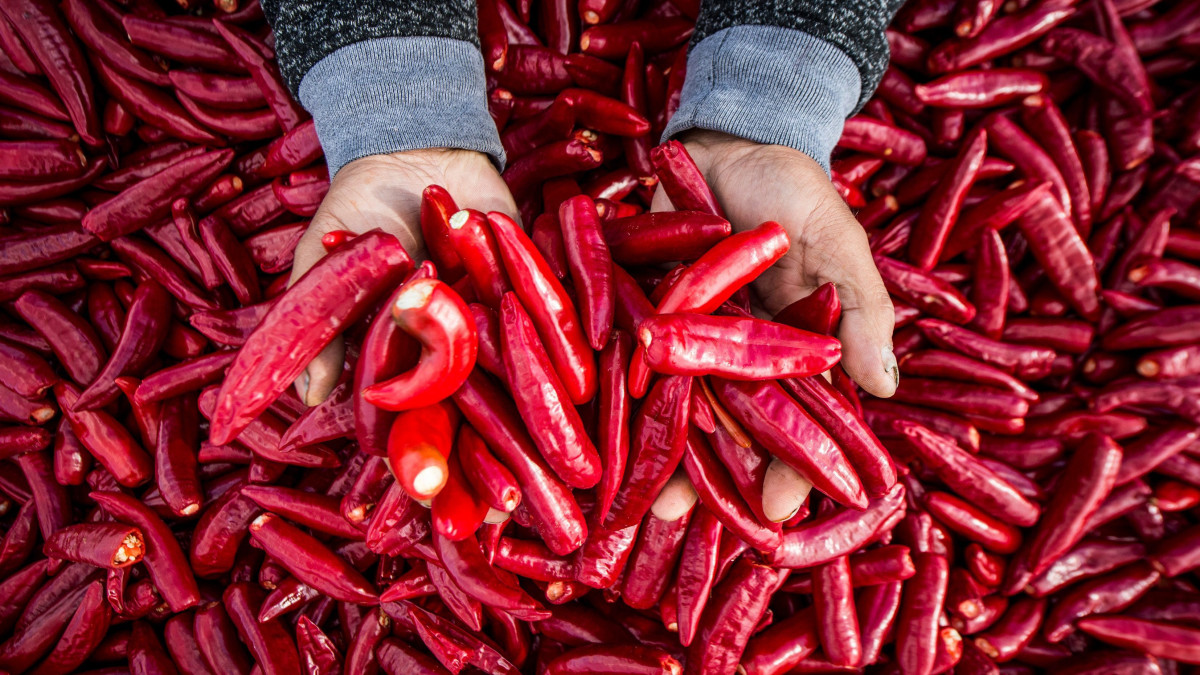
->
xmin=663 ymin=0 xmax=905 ymax=172
xmin=260 ymin=0 xmax=504 ymax=175
xmin=262 ymin=0 xmax=902 ymax=176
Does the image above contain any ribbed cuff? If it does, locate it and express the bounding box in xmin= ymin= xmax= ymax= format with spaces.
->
xmin=298 ymin=36 xmax=505 ymax=176
xmin=663 ymin=26 xmax=861 ymax=173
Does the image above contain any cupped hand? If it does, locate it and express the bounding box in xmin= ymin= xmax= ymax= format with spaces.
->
xmin=650 ymin=129 xmax=897 ymax=523
xmin=289 ymin=148 xmax=519 ymax=406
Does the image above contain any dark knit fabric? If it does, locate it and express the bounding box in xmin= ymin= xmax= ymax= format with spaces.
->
xmin=263 ymin=1 xmax=900 ymax=106
xmin=260 ymin=0 xmax=479 ymax=93
xmin=691 ymin=0 xmax=906 ymax=110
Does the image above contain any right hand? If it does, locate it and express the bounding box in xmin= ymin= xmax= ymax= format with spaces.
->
xmin=289 ymin=148 xmax=519 ymax=406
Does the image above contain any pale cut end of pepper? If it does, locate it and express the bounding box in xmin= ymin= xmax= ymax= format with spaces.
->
xmin=1136 ymin=359 xmax=1159 ymax=377
xmin=412 ymin=465 xmax=446 ymax=497
xmin=639 ymin=327 xmax=652 ymax=347
xmin=394 ymin=280 xmax=435 ymax=311
xmin=664 ymin=658 xmax=683 ymax=675
xmin=180 ymin=501 xmax=200 ymax=517
xmin=448 ymin=210 xmax=471 ymax=230
xmin=249 ymin=513 xmax=272 ymax=531
xmin=582 ymin=10 xmax=599 ymax=23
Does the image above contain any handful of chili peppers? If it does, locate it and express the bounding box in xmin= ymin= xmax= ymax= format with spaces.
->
xmin=3 ymin=0 xmax=1200 ymax=673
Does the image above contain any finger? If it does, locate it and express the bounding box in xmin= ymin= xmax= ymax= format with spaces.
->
xmin=302 ymin=338 xmax=344 ymax=406
xmin=650 ymin=470 xmax=698 ymax=521
xmin=762 ymin=458 xmax=813 ymax=523
xmin=649 ymin=184 xmax=672 ymax=213
xmin=801 ymin=209 xmax=897 ymax=399
xmin=484 ymin=508 xmax=510 ymax=525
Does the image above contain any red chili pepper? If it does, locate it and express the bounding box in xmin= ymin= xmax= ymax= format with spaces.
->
xmin=915 ymin=69 xmax=1048 ymax=108
xmin=600 ymin=210 xmax=729 ymax=265
xmin=458 ymin=421 xmax=521 ymax=514
xmin=770 ymin=483 xmax=905 ymax=568
xmin=168 ymin=70 xmax=266 ymax=110
xmin=248 ymin=513 xmax=377 ymax=604
xmin=223 ymin=581 xmax=302 ymax=675
xmin=211 ymin=18 xmax=305 ymax=131
xmin=683 ymin=428 xmax=782 ymax=551
xmin=579 ymin=18 xmax=692 ymax=58
xmin=90 ymin=490 xmax=200 ymax=612
xmin=713 ymin=377 xmax=867 ymax=510
xmin=42 ymin=522 xmax=142 ymax=569
xmin=927 ymin=0 xmax=1075 ymax=72
xmin=489 ymin=211 xmax=596 ymax=404
xmin=687 ymin=557 xmax=785 ymax=675
xmin=559 ymin=195 xmax=615 ymax=351
xmin=603 ymin=374 xmax=692 ymax=530
xmin=74 ymin=280 xmax=172 ymax=410
xmin=211 ymin=231 xmax=410 ymax=443
xmin=361 ymin=279 xmax=476 ymax=411
xmin=0 ymin=0 xmax=101 ymax=144
xmin=628 ymin=221 xmax=790 ymax=396
xmin=453 ymin=372 xmax=587 ymax=555
xmin=640 ymin=314 xmax=842 ymax=382
xmin=840 ymin=116 xmax=928 ymax=165
xmin=895 ymin=552 xmax=950 ymax=675
xmin=496 ymin=291 xmax=599 ymax=489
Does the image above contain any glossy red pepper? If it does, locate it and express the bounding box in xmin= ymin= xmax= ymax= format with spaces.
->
xmin=429 ymin=447 xmax=487 ymax=540
xmin=489 ymin=211 xmax=596 ymax=404
xmin=362 ymin=278 xmax=477 ymax=412
xmin=770 ymin=483 xmax=905 ymax=568
xmin=453 ymin=371 xmax=587 ymax=555
xmin=500 ymin=291 xmax=601 ymax=489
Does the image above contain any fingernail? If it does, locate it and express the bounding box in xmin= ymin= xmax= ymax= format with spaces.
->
xmin=881 ymin=346 xmax=899 ymax=388
xmin=295 ymin=372 xmax=310 ymax=401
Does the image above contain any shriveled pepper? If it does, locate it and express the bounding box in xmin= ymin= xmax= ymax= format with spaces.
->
xmin=210 ymin=231 xmax=411 ymax=444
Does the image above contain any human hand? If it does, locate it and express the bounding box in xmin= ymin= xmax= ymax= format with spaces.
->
xmin=289 ymin=148 xmax=519 ymax=406
xmin=649 ymin=129 xmax=897 ymax=523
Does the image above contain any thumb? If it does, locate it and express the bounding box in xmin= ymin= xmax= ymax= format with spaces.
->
xmin=288 ymin=223 xmax=347 ymax=406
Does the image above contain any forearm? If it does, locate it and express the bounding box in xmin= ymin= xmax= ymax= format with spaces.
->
xmin=261 ymin=0 xmax=503 ymax=175
xmin=665 ymin=0 xmax=904 ymax=171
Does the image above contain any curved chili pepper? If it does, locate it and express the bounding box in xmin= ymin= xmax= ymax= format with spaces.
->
xmin=249 ymin=512 xmax=377 ymax=604
xmin=740 ymin=607 xmax=818 ymax=675
xmin=444 ymin=209 xmax=512 ymax=309
xmin=210 ymin=231 xmax=410 ymax=443
xmin=89 ymin=490 xmax=199 ymax=612
xmin=770 ymin=483 xmax=905 ymax=568
xmin=923 ymin=491 xmax=1022 ymax=554
xmin=916 ymin=69 xmax=1047 ymax=108
xmin=361 ymin=278 xmax=476 ymax=411
xmin=784 ymin=544 xmax=915 ymax=594
xmin=499 ymin=291 xmax=601 ymax=489
xmin=592 ymin=331 xmax=634 ymax=524
xmin=572 ymin=521 xmax=638 ymax=590
xmin=1150 ymin=524 xmax=1200 ymax=577
xmin=648 ymin=139 xmax=723 ymax=216
xmin=489 ymin=211 xmax=596 ymax=404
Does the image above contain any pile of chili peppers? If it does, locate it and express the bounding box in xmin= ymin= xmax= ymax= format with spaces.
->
xmin=2 ymin=0 xmax=1200 ymax=672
